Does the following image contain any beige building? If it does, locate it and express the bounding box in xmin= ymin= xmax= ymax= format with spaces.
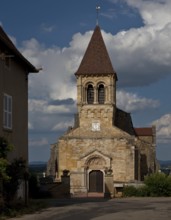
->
xmin=0 ymin=26 xmax=38 ymax=166
xmin=47 ymin=25 xmax=157 ymax=197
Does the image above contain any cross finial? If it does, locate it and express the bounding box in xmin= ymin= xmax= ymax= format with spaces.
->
xmin=96 ymin=6 xmax=100 ymax=26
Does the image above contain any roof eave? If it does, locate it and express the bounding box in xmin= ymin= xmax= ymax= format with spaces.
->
xmin=0 ymin=26 xmax=38 ymax=73
xmin=75 ymin=71 xmax=118 ymax=79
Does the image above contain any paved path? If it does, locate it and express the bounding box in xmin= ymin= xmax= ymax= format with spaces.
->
xmin=11 ymin=197 xmax=171 ymax=220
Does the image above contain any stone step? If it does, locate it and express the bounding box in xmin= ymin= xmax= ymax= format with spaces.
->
xmin=88 ymin=192 xmax=104 ymax=197
xmin=72 ymin=192 xmax=104 ymax=198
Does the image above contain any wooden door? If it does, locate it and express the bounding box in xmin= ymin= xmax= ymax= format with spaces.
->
xmin=89 ymin=170 xmax=103 ymax=192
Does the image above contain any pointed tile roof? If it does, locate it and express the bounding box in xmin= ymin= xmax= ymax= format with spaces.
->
xmin=75 ymin=25 xmax=117 ymax=79
xmin=134 ymin=128 xmax=153 ymax=136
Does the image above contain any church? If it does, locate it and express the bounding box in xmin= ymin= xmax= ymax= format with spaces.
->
xmin=47 ymin=25 xmax=157 ymax=197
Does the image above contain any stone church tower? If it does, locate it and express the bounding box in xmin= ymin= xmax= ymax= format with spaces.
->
xmin=47 ymin=25 xmax=157 ymax=197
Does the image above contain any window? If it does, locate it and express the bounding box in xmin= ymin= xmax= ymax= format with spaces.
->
xmin=3 ymin=94 xmax=12 ymax=129
xmin=87 ymin=84 xmax=94 ymax=104
xmin=98 ymin=84 xmax=105 ymax=104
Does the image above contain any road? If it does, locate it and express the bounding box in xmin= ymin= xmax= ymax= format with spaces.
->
xmin=11 ymin=197 xmax=171 ymax=220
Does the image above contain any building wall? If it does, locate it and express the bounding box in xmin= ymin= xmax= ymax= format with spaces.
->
xmin=56 ymin=125 xmax=137 ymax=194
xmin=137 ymin=136 xmax=156 ymax=179
xmin=0 ymin=55 xmax=28 ymax=163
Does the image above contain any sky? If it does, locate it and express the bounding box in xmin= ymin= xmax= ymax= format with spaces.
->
xmin=0 ymin=0 xmax=171 ymax=162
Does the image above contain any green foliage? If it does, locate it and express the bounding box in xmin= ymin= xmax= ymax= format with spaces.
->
xmin=0 ymin=137 xmax=13 ymax=180
xmin=123 ymin=185 xmax=150 ymax=197
xmin=0 ymin=158 xmax=10 ymax=180
xmin=144 ymin=172 xmax=171 ymax=196
xmin=123 ymin=173 xmax=171 ymax=197
xmin=3 ymin=158 xmax=27 ymax=204
xmin=0 ymin=137 xmax=13 ymax=158
xmin=136 ymin=185 xmax=150 ymax=197
xmin=123 ymin=186 xmax=138 ymax=197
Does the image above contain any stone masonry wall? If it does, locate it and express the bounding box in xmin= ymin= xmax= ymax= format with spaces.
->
xmin=58 ymin=135 xmax=135 ymax=183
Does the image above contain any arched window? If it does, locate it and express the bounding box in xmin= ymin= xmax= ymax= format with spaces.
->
xmin=98 ymin=84 xmax=105 ymax=104
xmin=87 ymin=84 xmax=94 ymax=104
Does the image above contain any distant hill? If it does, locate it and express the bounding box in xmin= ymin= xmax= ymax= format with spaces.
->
xmin=28 ymin=161 xmax=171 ymax=174
xmin=29 ymin=161 xmax=47 ymax=165
xmin=159 ymin=160 xmax=171 ymax=167
xmin=29 ymin=161 xmax=47 ymax=174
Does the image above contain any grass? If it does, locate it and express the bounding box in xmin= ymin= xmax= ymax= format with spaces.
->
xmin=0 ymin=199 xmax=48 ymax=219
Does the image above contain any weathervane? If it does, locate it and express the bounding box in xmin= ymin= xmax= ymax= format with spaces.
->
xmin=96 ymin=6 xmax=100 ymax=25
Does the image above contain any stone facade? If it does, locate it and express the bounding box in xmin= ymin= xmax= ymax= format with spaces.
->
xmin=47 ymin=25 xmax=157 ymax=197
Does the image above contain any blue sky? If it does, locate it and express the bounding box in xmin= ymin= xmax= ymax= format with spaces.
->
xmin=1 ymin=0 xmax=171 ymax=162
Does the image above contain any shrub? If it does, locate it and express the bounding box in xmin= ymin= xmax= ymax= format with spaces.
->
xmin=144 ymin=173 xmax=171 ymax=197
xmin=123 ymin=185 xmax=150 ymax=197
xmin=3 ymin=158 xmax=27 ymax=204
xmin=123 ymin=186 xmax=138 ymax=197
xmin=29 ymin=174 xmax=40 ymax=199
xmin=136 ymin=185 xmax=150 ymax=197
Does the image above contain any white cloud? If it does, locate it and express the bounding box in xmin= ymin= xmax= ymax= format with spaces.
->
xmin=28 ymin=98 xmax=76 ymax=132
xmin=29 ymin=99 xmax=72 ymax=114
xmin=117 ymin=90 xmax=160 ymax=112
xmin=21 ymin=38 xmax=44 ymax=68
xmin=123 ymin=0 xmax=171 ymax=28
xmin=21 ymin=38 xmax=80 ymax=101
xmin=152 ymin=114 xmax=171 ymax=143
xmin=29 ymin=138 xmax=49 ymax=147
xmin=28 ymin=122 xmax=33 ymax=130
xmin=52 ymin=119 xmax=74 ymax=131
xmin=40 ymin=23 xmax=55 ymax=33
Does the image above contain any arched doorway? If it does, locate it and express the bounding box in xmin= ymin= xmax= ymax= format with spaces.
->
xmin=89 ymin=170 xmax=103 ymax=192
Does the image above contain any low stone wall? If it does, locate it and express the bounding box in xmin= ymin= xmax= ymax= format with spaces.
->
xmin=39 ymin=175 xmax=70 ymax=198
xmin=40 ymin=182 xmax=70 ymax=198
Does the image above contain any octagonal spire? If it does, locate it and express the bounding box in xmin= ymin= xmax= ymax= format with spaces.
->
xmin=75 ymin=25 xmax=117 ymax=79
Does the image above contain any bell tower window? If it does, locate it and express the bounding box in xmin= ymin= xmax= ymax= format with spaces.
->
xmin=87 ymin=84 xmax=94 ymax=104
xmin=98 ymin=84 xmax=105 ymax=104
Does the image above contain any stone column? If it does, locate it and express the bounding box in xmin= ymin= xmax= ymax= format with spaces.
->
xmin=104 ymin=86 xmax=108 ymax=104
xmin=94 ymin=86 xmax=98 ymax=104
xmin=85 ymin=86 xmax=88 ymax=104
xmin=104 ymin=168 xmax=114 ymax=198
xmin=77 ymin=76 xmax=81 ymax=104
